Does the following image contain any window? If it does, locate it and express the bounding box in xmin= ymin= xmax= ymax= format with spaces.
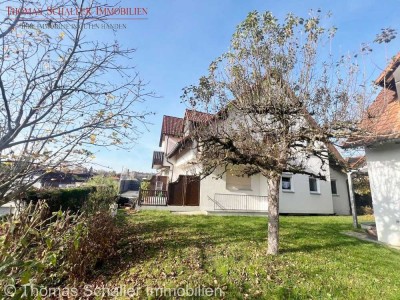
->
xmin=155 ymin=181 xmax=163 ymax=190
xmin=226 ymin=173 xmax=251 ymax=190
xmin=331 ymin=180 xmax=338 ymax=195
xmin=309 ymin=177 xmax=319 ymax=193
xmin=281 ymin=176 xmax=293 ymax=192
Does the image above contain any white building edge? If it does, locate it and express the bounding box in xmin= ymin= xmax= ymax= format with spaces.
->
xmin=345 ymin=52 xmax=400 ymax=246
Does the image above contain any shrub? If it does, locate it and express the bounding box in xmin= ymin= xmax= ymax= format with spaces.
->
xmin=23 ymin=187 xmax=94 ymax=215
xmin=354 ymin=193 xmax=373 ymax=215
xmin=0 ymin=202 xmax=121 ymax=298
xmin=23 ymin=183 xmax=118 ymax=216
xmin=82 ymin=185 xmax=118 ymax=215
xmin=67 ymin=211 xmax=120 ymax=281
xmin=83 ymin=175 xmax=119 ymax=214
xmin=357 ymin=205 xmax=374 ymax=215
xmin=140 ymin=180 xmax=150 ymax=190
xmin=0 ymin=202 xmax=78 ymax=296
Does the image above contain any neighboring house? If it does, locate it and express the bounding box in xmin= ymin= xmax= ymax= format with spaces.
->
xmin=345 ymin=53 xmax=400 ymax=246
xmin=32 ymin=170 xmax=93 ymax=188
xmin=151 ymin=110 xmax=351 ymax=215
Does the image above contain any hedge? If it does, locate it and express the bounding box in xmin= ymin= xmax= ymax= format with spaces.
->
xmin=24 ymin=187 xmax=96 ymax=214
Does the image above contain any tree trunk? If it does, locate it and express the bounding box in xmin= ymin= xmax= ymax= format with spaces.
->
xmin=267 ymin=175 xmax=281 ymax=255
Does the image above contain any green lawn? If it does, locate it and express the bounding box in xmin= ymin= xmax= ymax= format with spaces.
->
xmin=104 ymin=211 xmax=400 ymax=299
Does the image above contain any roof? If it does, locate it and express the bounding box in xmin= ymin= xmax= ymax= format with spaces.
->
xmin=184 ymin=109 xmax=214 ymax=123
xmin=346 ymin=156 xmax=366 ymax=170
xmin=157 ymin=109 xmax=212 ymax=152
xmin=159 ymin=115 xmax=184 ymax=146
xmin=152 ymin=151 xmax=164 ymax=168
xmin=363 ymin=88 xmax=400 ymax=140
xmin=163 ymin=108 xmax=346 ymax=168
xmin=345 ymin=71 xmax=400 ymax=147
xmin=375 ymin=52 xmax=400 ymax=87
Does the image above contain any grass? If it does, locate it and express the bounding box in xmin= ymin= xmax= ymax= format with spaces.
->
xmin=103 ymin=211 xmax=400 ymax=299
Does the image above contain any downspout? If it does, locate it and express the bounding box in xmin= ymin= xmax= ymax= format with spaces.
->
xmin=347 ymin=171 xmax=359 ymax=228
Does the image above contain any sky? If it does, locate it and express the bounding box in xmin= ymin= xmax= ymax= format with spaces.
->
xmin=86 ymin=0 xmax=400 ymax=173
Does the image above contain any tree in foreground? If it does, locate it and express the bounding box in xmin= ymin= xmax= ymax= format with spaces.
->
xmin=182 ymin=11 xmax=368 ymax=255
xmin=0 ymin=0 xmax=153 ymax=204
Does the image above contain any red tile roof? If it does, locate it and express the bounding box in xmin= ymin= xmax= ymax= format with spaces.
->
xmin=346 ymin=156 xmax=366 ymax=169
xmin=159 ymin=115 xmax=184 ymax=146
xmin=345 ymin=87 xmax=400 ymax=147
xmin=184 ymin=109 xmax=214 ymax=123
xmin=375 ymin=52 xmax=400 ymax=87
xmin=344 ymin=53 xmax=400 ymax=147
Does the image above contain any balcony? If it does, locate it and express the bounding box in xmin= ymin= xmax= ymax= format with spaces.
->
xmin=152 ymin=151 xmax=164 ymax=169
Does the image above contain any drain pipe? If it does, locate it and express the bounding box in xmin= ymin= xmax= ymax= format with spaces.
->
xmin=347 ymin=171 xmax=358 ymax=229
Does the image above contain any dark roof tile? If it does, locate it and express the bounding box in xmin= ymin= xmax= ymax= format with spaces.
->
xmin=159 ymin=115 xmax=184 ymax=146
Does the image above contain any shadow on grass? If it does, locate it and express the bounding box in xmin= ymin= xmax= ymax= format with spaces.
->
xmin=94 ymin=211 xmax=367 ymax=282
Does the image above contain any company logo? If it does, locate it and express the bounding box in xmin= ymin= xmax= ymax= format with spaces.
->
xmin=6 ymin=5 xmax=149 ymax=21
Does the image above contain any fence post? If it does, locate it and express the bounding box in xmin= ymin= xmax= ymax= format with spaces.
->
xmin=138 ymin=189 xmax=142 ymax=206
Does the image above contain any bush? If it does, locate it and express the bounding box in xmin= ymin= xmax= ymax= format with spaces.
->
xmin=83 ymin=175 xmax=119 ymax=214
xmin=357 ymin=205 xmax=374 ymax=215
xmin=23 ymin=187 xmax=94 ymax=214
xmin=355 ymin=194 xmax=373 ymax=215
xmin=140 ymin=180 xmax=150 ymax=190
xmin=82 ymin=185 xmax=118 ymax=215
xmin=0 ymin=202 xmax=121 ymax=298
xmin=67 ymin=211 xmax=120 ymax=281
xmin=23 ymin=182 xmax=118 ymax=216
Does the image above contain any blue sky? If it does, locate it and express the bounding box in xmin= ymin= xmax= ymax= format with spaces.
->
xmin=90 ymin=0 xmax=400 ymax=173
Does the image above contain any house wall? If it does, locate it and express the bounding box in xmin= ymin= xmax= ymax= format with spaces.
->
xmin=330 ymin=168 xmax=351 ymax=215
xmin=155 ymin=111 xmax=347 ymax=215
xmin=161 ymin=136 xmax=180 ymax=155
xmin=365 ymin=143 xmax=400 ymax=246
xmin=157 ymin=136 xmax=181 ymax=179
xmin=278 ymin=173 xmax=334 ymax=214
xmin=198 ymin=165 xmax=336 ymax=214
xmin=199 ymin=169 xmax=265 ymax=211
xmin=171 ymin=144 xmax=198 ymax=182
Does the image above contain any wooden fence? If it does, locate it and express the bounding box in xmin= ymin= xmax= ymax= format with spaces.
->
xmin=168 ymin=175 xmax=200 ymax=206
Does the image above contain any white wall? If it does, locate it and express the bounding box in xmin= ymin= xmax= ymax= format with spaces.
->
xmin=199 ymin=166 xmax=336 ymax=214
xmin=199 ymin=169 xmax=265 ymax=211
xmin=170 ymin=143 xmax=198 ymax=182
xmin=365 ymin=143 xmax=400 ymax=246
xmin=278 ymin=173 xmax=334 ymax=214
xmin=156 ymin=136 xmax=181 ymax=179
xmin=161 ymin=136 xmax=180 ymax=154
xmin=330 ymin=168 xmax=351 ymax=215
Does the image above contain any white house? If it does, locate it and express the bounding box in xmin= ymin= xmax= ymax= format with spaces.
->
xmin=150 ymin=109 xmax=350 ymax=215
xmin=345 ymin=53 xmax=400 ymax=246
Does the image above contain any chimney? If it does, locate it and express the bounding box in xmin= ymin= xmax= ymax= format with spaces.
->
xmin=393 ymin=65 xmax=400 ymax=96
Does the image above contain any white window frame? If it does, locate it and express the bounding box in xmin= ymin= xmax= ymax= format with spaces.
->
xmin=281 ymin=174 xmax=294 ymax=193
xmin=331 ymin=179 xmax=339 ymax=196
xmin=309 ymin=177 xmax=320 ymax=194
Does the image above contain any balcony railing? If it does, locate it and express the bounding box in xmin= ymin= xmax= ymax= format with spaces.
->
xmin=213 ymin=193 xmax=268 ymax=211
xmin=139 ymin=189 xmax=168 ymax=206
xmin=152 ymin=151 xmax=164 ymax=168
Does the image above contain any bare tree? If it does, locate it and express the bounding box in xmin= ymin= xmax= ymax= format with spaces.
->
xmin=182 ymin=11 xmax=368 ymax=255
xmin=0 ymin=0 xmax=153 ymax=203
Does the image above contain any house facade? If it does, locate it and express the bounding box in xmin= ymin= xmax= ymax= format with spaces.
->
xmin=345 ymin=53 xmax=400 ymax=246
xmin=151 ymin=110 xmax=350 ymax=215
